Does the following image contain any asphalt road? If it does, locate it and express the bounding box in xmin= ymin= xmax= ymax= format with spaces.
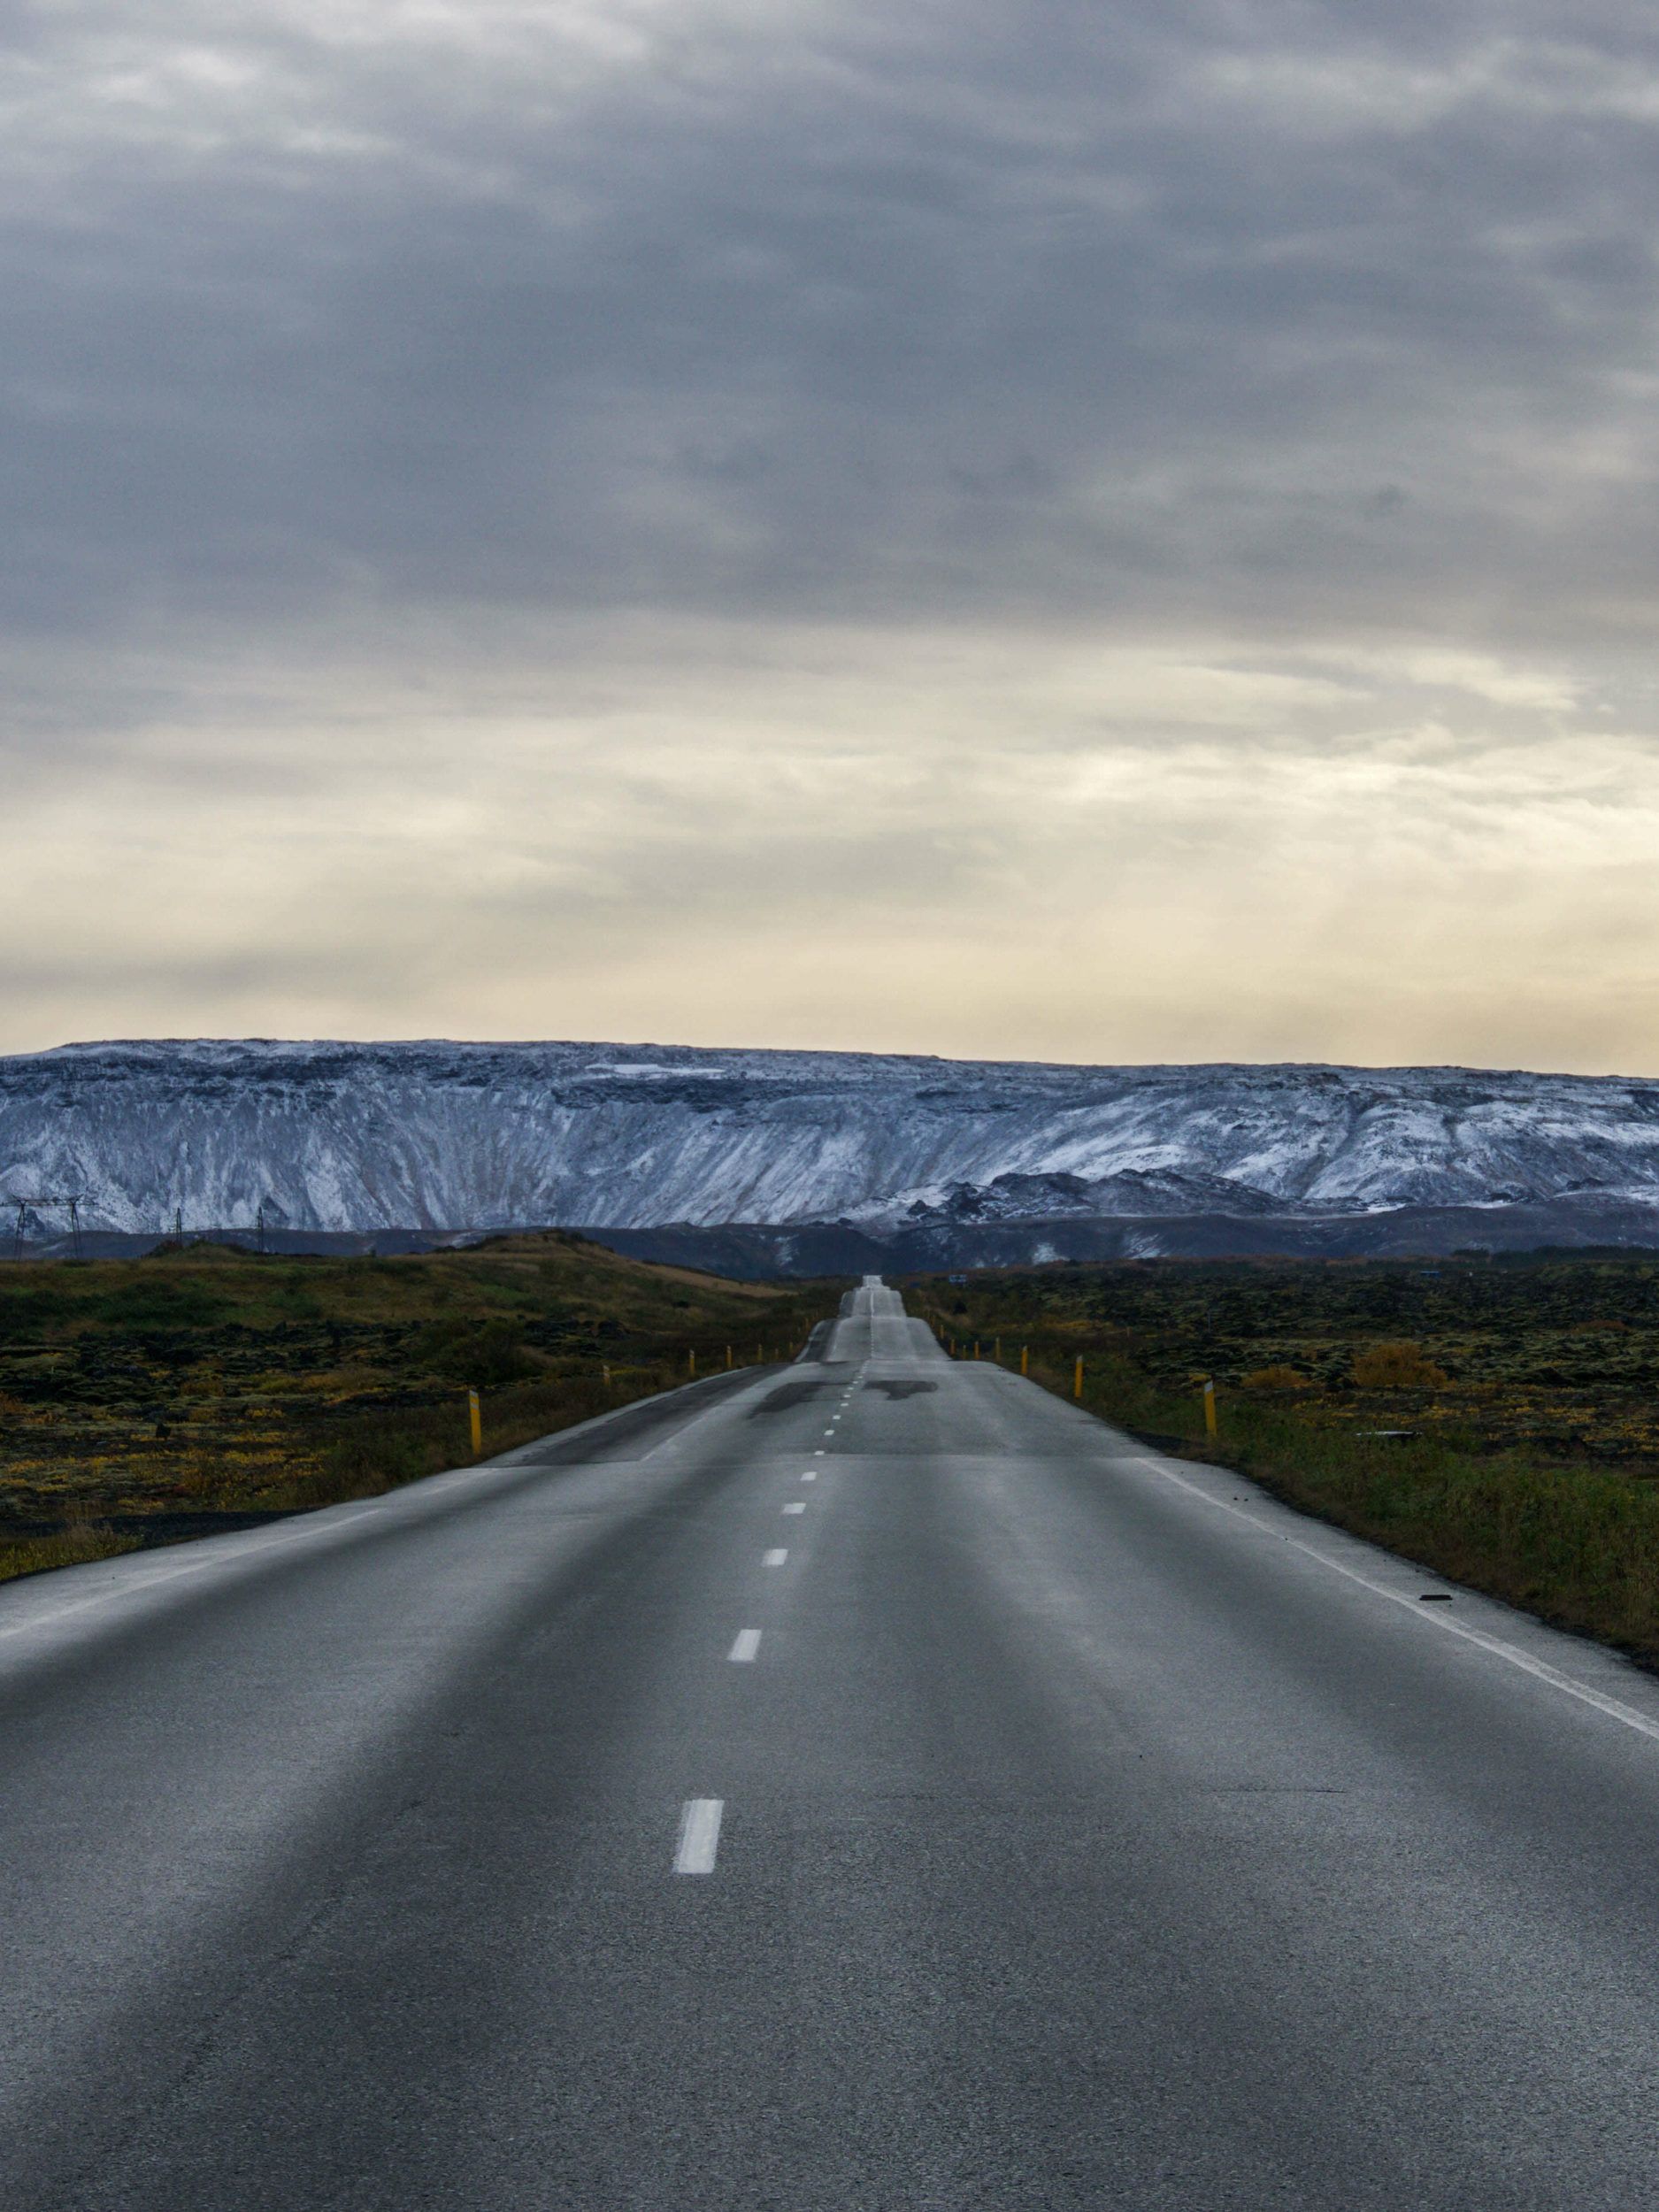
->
xmin=5 ymin=1278 xmax=1659 ymax=2208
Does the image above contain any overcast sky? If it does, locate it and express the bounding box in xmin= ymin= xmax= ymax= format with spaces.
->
xmin=4 ymin=0 xmax=1658 ymax=1071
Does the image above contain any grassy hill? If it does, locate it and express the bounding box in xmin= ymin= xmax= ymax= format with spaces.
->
xmin=0 ymin=1232 xmax=842 ymax=1584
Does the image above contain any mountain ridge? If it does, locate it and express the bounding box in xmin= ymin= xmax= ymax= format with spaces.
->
xmin=4 ymin=1037 xmax=1659 ymax=1270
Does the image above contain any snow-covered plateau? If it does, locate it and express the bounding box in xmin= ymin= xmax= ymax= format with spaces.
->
xmin=4 ymin=1037 xmax=1659 ymax=1271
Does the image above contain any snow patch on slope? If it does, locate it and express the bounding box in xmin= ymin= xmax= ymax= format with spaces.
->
xmin=3 ymin=1038 xmax=1659 ymax=1239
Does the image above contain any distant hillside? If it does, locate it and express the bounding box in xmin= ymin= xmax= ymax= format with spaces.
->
xmin=4 ymin=1037 xmax=1659 ymax=1271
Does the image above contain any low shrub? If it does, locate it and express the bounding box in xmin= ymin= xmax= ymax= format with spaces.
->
xmin=1351 ymin=1340 xmax=1450 ymax=1389
xmin=1241 ymin=1364 xmax=1311 ymax=1391
xmin=409 ymin=1317 xmax=534 ymax=1386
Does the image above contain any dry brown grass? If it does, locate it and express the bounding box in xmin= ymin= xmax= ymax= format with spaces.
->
xmin=1351 ymin=1340 xmax=1450 ymax=1389
xmin=1241 ymin=1364 xmax=1311 ymax=1391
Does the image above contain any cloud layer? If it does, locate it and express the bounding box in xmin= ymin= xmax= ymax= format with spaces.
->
xmin=3 ymin=1 xmax=1657 ymax=1067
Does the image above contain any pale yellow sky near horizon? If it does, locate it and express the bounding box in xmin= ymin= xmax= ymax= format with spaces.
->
xmin=5 ymin=613 xmax=1655 ymax=1079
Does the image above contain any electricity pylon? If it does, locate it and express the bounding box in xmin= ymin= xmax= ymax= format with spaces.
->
xmin=5 ymin=1193 xmax=85 ymax=1261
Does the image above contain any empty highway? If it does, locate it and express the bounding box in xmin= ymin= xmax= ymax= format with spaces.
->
xmin=4 ymin=1277 xmax=1659 ymax=2208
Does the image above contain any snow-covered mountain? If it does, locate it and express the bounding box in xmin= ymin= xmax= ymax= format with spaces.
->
xmin=4 ymin=1038 xmax=1659 ymax=1269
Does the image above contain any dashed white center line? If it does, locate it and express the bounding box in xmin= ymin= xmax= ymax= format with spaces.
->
xmin=728 ymin=1629 xmax=762 ymax=1663
xmin=674 ymin=1798 xmax=724 ymax=1874
xmin=801 ymin=1471 xmax=817 ymax=1481
xmin=764 ymin=1548 xmax=788 ymax=1565
xmin=782 ymin=1501 xmax=806 ymax=1515
xmin=813 ymin=1448 xmax=826 ymax=1455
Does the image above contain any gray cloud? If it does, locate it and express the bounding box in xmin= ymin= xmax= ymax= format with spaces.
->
xmin=4 ymin=1 xmax=1659 ymax=651
xmin=4 ymin=2 xmax=1659 ymax=1070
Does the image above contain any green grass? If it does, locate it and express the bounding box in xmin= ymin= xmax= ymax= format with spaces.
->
xmin=0 ymin=1521 xmax=142 ymax=1585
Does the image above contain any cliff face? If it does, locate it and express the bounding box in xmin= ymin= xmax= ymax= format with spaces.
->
xmin=4 ymin=1038 xmax=1659 ymax=1263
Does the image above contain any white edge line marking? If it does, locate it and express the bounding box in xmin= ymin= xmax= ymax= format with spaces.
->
xmin=674 ymin=1797 xmax=723 ymax=1873
xmin=764 ymin=1548 xmax=788 ymax=1565
xmin=728 ymin=1628 xmax=762 ymax=1662
xmin=1131 ymin=1454 xmax=1659 ymax=1748
xmin=801 ymin=1471 xmax=817 ymax=1482
xmin=782 ymin=1502 xmax=806 ymax=1515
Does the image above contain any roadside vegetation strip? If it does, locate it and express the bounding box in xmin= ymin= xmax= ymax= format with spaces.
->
xmin=0 ymin=1232 xmax=848 ymax=1583
xmin=910 ymin=1256 xmax=1659 ymax=1669
xmin=0 ymin=1521 xmax=142 ymax=1586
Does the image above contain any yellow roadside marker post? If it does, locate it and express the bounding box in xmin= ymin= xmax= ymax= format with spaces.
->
xmin=994 ymin=1336 xmax=1002 ymax=1363
xmin=688 ymin=1348 xmax=697 ymax=1378
xmin=973 ymin=1340 xmax=980 ymax=1360
xmin=1020 ymin=1345 xmax=1029 ymax=1377
xmin=726 ymin=1344 xmax=733 ymax=1370
xmin=468 ymin=1387 xmax=482 ymax=1459
xmin=1073 ymin=1356 xmax=1084 ymax=1400
xmin=1203 ymin=1379 xmax=1217 ymax=1443
xmin=603 ymin=1362 xmax=611 ymax=1387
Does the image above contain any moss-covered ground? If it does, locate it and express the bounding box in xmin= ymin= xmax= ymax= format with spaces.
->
xmin=0 ymin=1233 xmax=841 ymax=1581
